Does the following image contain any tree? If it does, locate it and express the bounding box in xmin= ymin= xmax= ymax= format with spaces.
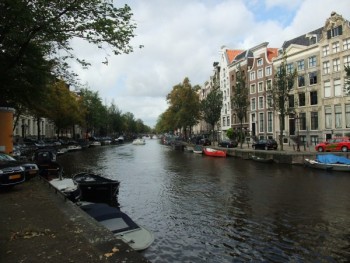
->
xmin=166 ymin=78 xmax=200 ymax=137
xmin=45 ymin=80 xmax=83 ymax=138
xmin=231 ymin=65 xmax=249 ymax=148
xmin=200 ymin=87 xmax=223 ymax=143
xmin=0 ymin=0 xmax=137 ymax=107
xmin=267 ymin=53 xmax=296 ymax=151
xmin=345 ymin=65 xmax=350 ymax=94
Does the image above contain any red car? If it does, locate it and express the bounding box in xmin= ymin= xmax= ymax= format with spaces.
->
xmin=315 ymin=137 xmax=350 ymax=152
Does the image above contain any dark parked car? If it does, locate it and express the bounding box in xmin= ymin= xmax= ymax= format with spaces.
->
xmin=252 ymin=139 xmax=278 ymax=150
xmin=0 ymin=161 xmax=25 ymax=188
xmin=218 ymin=140 xmax=238 ymax=148
xmin=0 ymin=153 xmax=39 ymax=181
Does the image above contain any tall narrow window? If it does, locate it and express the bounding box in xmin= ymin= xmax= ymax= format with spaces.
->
xmin=259 ymin=113 xmax=264 ymax=133
xmin=250 ymin=84 xmax=256 ymax=94
xmin=288 ymin=95 xmax=295 ymax=108
xmin=265 ymin=66 xmax=272 ymax=76
xmin=297 ymin=60 xmax=305 ymax=71
xmin=334 ymin=79 xmax=342 ymax=96
xmin=323 ymin=61 xmax=330 ymax=74
xmin=267 ymin=112 xmax=273 ymax=133
xmin=310 ymin=91 xmax=318 ymax=105
xmin=346 ymin=104 xmax=350 ymax=128
xmin=257 ymin=69 xmax=263 ymax=79
xmin=324 ymin=81 xmax=331 ymax=97
xmin=325 ymin=106 xmax=332 ymax=129
xmin=332 ymin=41 xmax=340 ymax=53
xmin=250 ymin=71 xmax=256 ymax=81
xmin=266 ymin=79 xmax=272 ymax=90
xmin=299 ymin=93 xmax=306 ymax=107
xmin=335 ymin=105 xmax=342 ymax=128
xmin=298 ymin=75 xmax=305 ymax=87
xmin=311 ymin=112 xmax=318 ymax=130
xmin=258 ymin=97 xmax=264 ymax=109
xmin=322 ymin=45 xmax=329 ymax=56
xmin=258 ymin=82 xmax=263 ymax=92
xmin=300 ymin=112 xmax=306 ymax=130
xmin=344 ymin=38 xmax=350 ymax=50
xmin=251 ymin=98 xmax=256 ymax=110
xmin=333 ymin=58 xmax=340 ymax=72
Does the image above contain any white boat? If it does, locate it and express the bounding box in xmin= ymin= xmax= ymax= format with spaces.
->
xmin=132 ymin=138 xmax=146 ymax=145
xmin=67 ymin=145 xmax=82 ymax=152
xmin=89 ymin=141 xmax=101 ymax=147
xmin=49 ymin=177 xmax=81 ymax=202
xmin=78 ymin=202 xmax=154 ymax=251
xmin=193 ymin=145 xmax=203 ymax=154
xmin=304 ymin=154 xmax=350 ymax=172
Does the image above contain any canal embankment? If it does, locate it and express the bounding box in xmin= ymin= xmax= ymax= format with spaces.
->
xmin=0 ymin=176 xmax=150 ymax=263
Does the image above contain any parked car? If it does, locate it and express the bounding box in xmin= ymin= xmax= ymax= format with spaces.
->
xmin=218 ymin=140 xmax=238 ymax=148
xmin=0 ymin=161 xmax=25 ymax=188
xmin=0 ymin=153 xmax=39 ymax=181
xmin=252 ymin=139 xmax=278 ymax=150
xmin=315 ymin=137 xmax=350 ymax=152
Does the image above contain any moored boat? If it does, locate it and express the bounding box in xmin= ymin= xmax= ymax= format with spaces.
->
xmin=193 ymin=145 xmax=203 ymax=154
xmin=250 ymin=155 xmax=273 ymax=163
xmin=73 ymin=172 xmax=120 ymax=207
xmin=203 ymin=147 xmax=226 ymax=157
xmin=304 ymin=154 xmax=350 ymax=172
xmin=49 ymin=176 xmax=81 ymax=202
xmin=78 ymin=202 xmax=154 ymax=251
xmin=132 ymin=138 xmax=146 ymax=145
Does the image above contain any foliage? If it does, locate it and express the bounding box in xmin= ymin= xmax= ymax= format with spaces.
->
xmin=226 ymin=128 xmax=235 ymax=140
xmin=165 ymin=78 xmax=200 ymax=135
xmin=267 ymin=53 xmax=296 ymax=150
xmin=45 ymin=80 xmax=84 ymax=136
xmin=0 ymin=0 xmax=136 ymax=109
xmin=200 ymin=87 xmax=223 ymax=140
xmin=345 ymin=65 xmax=350 ymax=94
xmin=231 ymin=65 xmax=249 ymax=148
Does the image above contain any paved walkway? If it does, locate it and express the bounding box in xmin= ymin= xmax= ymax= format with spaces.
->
xmin=0 ymin=177 xmax=150 ymax=263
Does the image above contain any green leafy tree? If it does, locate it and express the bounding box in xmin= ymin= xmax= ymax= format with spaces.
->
xmin=345 ymin=65 xmax=350 ymax=94
xmin=1 ymin=0 xmax=137 ymax=107
xmin=79 ymin=88 xmax=106 ymax=137
xmin=267 ymin=53 xmax=296 ymax=151
xmin=45 ymin=80 xmax=83 ymax=138
xmin=231 ymin=65 xmax=249 ymax=148
xmin=200 ymin=87 xmax=223 ymax=143
xmin=166 ymin=78 xmax=200 ymax=137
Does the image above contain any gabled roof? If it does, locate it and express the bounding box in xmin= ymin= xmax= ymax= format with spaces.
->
xmin=282 ymin=27 xmax=323 ymax=50
xmin=235 ymin=49 xmax=253 ymax=61
xmin=267 ymin=48 xmax=278 ymax=62
xmin=226 ymin=49 xmax=243 ymax=63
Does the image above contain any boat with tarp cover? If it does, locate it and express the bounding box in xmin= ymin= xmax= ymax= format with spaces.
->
xmin=304 ymin=154 xmax=350 ymax=171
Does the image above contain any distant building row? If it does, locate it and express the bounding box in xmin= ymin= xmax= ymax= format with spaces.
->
xmin=194 ymin=12 xmax=350 ymax=145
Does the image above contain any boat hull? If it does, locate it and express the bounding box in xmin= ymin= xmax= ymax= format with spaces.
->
xmin=304 ymin=159 xmax=350 ymax=171
xmin=73 ymin=173 xmax=120 ymax=207
xmin=203 ymin=147 xmax=226 ymax=157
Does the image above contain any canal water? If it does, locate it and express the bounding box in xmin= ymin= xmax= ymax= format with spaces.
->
xmin=58 ymin=139 xmax=350 ymax=263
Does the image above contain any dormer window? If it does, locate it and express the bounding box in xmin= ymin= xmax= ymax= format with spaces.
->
xmin=327 ymin=25 xmax=343 ymax=39
xmin=257 ymin=58 xmax=263 ymax=66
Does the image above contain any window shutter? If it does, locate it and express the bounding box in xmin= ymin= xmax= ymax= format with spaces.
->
xmin=338 ymin=25 xmax=343 ymax=35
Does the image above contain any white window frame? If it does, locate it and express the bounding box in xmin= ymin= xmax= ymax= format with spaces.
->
xmin=265 ymin=66 xmax=272 ymax=76
xmin=332 ymin=42 xmax=340 ymax=53
xmin=334 ymin=79 xmax=342 ymax=96
xmin=324 ymin=81 xmax=331 ymax=98
xmin=250 ymin=71 xmax=256 ymax=81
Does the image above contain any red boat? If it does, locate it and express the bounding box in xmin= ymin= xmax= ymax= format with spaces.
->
xmin=203 ymin=147 xmax=227 ymax=157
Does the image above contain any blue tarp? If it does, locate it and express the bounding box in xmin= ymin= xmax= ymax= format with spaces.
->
xmin=316 ymin=154 xmax=350 ymax=164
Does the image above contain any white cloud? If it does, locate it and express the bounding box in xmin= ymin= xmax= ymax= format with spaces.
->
xmin=69 ymin=0 xmax=350 ymax=127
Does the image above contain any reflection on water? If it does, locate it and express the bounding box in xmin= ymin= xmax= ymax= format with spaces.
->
xmin=58 ymin=140 xmax=350 ymax=262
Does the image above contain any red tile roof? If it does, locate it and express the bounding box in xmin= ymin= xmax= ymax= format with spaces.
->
xmin=226 ymin=49 xmax=243 ymax=63
xmin=267 ymin=48 xmax=278 ymax=62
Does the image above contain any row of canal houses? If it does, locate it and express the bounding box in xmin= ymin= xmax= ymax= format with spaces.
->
xmin=194 ymin=12 xmax=350 ymax=145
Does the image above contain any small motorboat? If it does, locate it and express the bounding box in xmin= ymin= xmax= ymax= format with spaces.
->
xmin=73 ymin=172 xmax=120 ymax=207
xmin=193 ymin=145 xmax=203 ymax=154
xmin=132 ymin=138 xmax=146 ymax=145
xmin=203 ymin=147 xmax=226 ymax=157
xmin=49 ymin=176 xmax=81 ymax=203
xmin=304 ymin=154 xmax=350 ymax=172
xmin=78 ymin=202 xmax=154 ymax=251
xmin=250 ymin=155 xmax=273 ymax=163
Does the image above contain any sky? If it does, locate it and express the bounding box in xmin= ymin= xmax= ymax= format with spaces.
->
xmin=70 ymin=0 xmax=350 ymax=128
